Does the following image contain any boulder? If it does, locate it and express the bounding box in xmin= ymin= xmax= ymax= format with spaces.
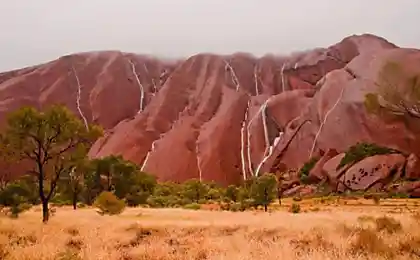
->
xmin=338 ymin=154 xmax=406 ymax=191
xmin=282 ymin=185 xmax=317 ymax=197
xmin=405 ymin=153 xmax=420 ymax=180
xmin=321 ymin=153 xmax=346 ymax=187
xmin=309 ymin=149 xmax=339 ymax=181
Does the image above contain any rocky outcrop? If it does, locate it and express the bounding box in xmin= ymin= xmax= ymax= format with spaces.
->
xmin=322 ymin=153 xmax=346 ymax=187
xmin=395 ymin=181 xmax=420 ymax=198
xmin=308 ymin=149 xmax=339 ymax=181
xmin=1 ymin=33 xmax=420 ymax=187
xmin=270 ymin=45 xmax=420 ymax=175
xmin=337 ymin=154 xmax=406 ymax=191
xmin=0 ymin=51 xmax=178 ymax=129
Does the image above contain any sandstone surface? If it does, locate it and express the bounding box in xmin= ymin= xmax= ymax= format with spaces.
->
xmin=1 ymin=34 xmax=420 ymax=188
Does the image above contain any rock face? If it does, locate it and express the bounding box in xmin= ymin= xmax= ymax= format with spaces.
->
xmin=338 ymin=154 xmax=406 ymax=191
xmin=308 ymin=149 xmax=339 ymax=181
xmin=0 ymin=51 xmax=178 ymax=130
xmin=405 ymin=154 xmax=420 ymax=180
xmin=1 ymin=33 xmax=420 ymax=187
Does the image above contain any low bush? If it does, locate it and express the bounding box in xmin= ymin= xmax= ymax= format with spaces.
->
xmin=94 ymin=192 xmax=125 ymax=215
xmin=299 ymin=157 xmax=319 ymax=184
xmin=183 ymin=203 xmax=201 ymax=210
xmin=374 ymin=216 xmax=402 ymax=234
xmin=290 ymin=203 xmax=301 ymax=214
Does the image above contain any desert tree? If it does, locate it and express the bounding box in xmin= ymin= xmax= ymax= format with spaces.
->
xmin=181 ymin=179 xmax=209 ymax=203
xmin=0 ymin=105 xmax=102 ymax=222
xmin=365 ymin=60 xmax=420 ymax=118
xmin=224 ymin=185 xmax=239 ymax=202
xmin=249 ymin=173 xmax=278 ymax=212
xmin=86 ymin=155 xmax=157 ymax=206
xmin=59 ymin=158 xmax=91 ymax=210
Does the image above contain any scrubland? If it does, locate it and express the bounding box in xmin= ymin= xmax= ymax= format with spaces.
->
xmin=1 ymin=197 xmax=420 ymax=260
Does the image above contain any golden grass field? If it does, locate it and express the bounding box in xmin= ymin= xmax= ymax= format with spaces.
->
xmin=1 ymin=197 xmax=420 ymax=260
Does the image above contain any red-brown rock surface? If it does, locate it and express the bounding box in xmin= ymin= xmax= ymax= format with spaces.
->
xmin=0 ymin=51 xmax=178 ymax=129
xmin=405 ymin=154 xmax=420 ymax=180
xmin=308 ymin=149 xmax=339 ymax=182
xmin=1 ymin=33 xmax=420 ymax=187
xmin=337 ymin=154 xmax=406 ymax=191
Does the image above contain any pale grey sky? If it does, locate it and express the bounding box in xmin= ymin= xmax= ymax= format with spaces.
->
xmin=1 ymin=0 xmax=419 ymax=71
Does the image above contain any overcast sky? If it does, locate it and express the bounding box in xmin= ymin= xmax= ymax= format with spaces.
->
xmin=1 ymin=0 xmax=419 ymax=71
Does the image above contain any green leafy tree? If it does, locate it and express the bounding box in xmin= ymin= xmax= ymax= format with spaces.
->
xmin=82 ymin=162 xmax=102 ymax=205
xmin=225 ymin=185 xmax=239 ymax=202
xmin=91 ymin=155 xmax=122 ymax=192
xmin=58 ymin=159 xmax=91 ymax=209
xmin=205 ymin=187 xmax=222 ymax=201
xmin=110 ymin=157 xmax=142 ymax=198
xmin=181 ymin=179 xmax=209 ymax=203
xmin=0 ymin=105 xmax=102 ymax=222
xmin=87 ymin=156 xmax=157 ymax=206
xmin=148 ymin=182 xmax=183 ymax=207
xmin=249 ymin=173 xmax=278 ymax=212
xmin=124 ymin=171 xmax=156 ymax=206
xmin=364 ymin=60 xmax=420 ymax=118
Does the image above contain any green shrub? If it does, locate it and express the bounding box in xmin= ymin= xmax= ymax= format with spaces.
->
xmin=77 ymin=203 xmax=87 ymax=208
xmin=94 ymin=192 xmax=125 ymax=215
xmin=289 ymin=203 xmax=301 ymax=214
xmin=299 ymin=157 xmax=319 ymax=182
xmin=181 ymin=179 xmax=209 ymax=203
xmin=0 ymin=179 xmax=37 ymax=206
xmin=206 ymin=188 xmax=222 ymax=201
xmin=224 ymin=185 xmax=239 ymax=202
xmin=388 ymin=192 xmax=409 ymax=199
xmin=183 ymin=203 xmax=201 ymax=210
xmin=10 ymin=201 xmax=32 ymax=219
xmin=337 ymin=143 xmax=399 ymax=170
xmin=126 ymin=191 xmax=150 ymax=206
xmin=229 ymin=203 xmax=242 ymax=212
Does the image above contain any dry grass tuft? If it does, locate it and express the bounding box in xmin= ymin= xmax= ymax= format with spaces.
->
xmin=374 ymin=216 xmax=402 ymax=234
xmin=65 ymin=227 xmax=80 ymax=236
xmin=65 ymin=237 xmax=84 ymax=251
xmin=349 ymin=228 xmax=393 ymax=257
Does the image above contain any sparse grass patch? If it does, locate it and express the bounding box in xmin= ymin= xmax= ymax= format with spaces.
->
xmin=65 ymin=237 xmax=84 ymax=251
xmin=56 ymin=249 xmax=83 ymax=260
xmin=374 ymin=215 xmax=402 ymax=234
xmin=398 ymin=235 xmax=420 ymax=257
xmin=65 ymin=227 xmax=80 ymax=236
xmin=357 ymin=215 xmax=376 ymax=223
xmin=349 ymin=228 xmax=394 ymax=257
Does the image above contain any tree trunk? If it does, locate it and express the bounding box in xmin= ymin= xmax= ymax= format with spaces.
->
xmin=42 ymin=200 xmax=49 ymax=223
xmin=72 ymin=191 xmax=78 ymax=210
xmin=264 ymin=204 xmax=268 ymax=212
